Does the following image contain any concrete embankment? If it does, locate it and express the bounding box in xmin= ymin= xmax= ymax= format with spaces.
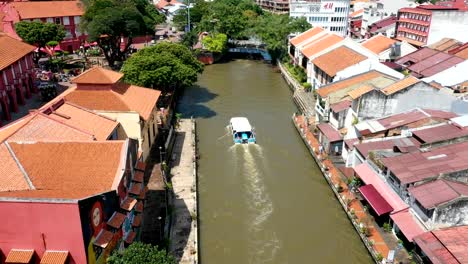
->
xmin=169 ymin=118 xmax=199 ymax=264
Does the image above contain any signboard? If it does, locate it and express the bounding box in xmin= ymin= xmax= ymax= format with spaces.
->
xmin=320 ymin=2 xmax=334 ymax=12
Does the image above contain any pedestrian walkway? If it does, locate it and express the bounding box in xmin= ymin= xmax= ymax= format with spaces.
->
xmin=293 ymin=114 xmax=397 ymax=263
xmin=169 ymin=119 xmax=198 ymax=264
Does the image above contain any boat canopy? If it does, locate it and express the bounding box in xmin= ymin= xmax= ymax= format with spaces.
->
xmin=230 ymin=117 xmax=252 ymax=132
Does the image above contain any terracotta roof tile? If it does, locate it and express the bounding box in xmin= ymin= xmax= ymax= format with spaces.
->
xmin=381 ymin=76 xmax=420 ymax=95
xmin=362 ymin=35 xmax=397 ymax=54
xmin=135 ymin=201 xmax=143 ymax=213
xmin=312 ymin=46 xmax=367 ymax=77
xmin=455 ymin=46 xmax=468 ymax=59
xmin=11 ymin=1 xmax=83 ymax=19
xmin=132 ymin=215 xmax=141 ymax=227
xmin=2 ymin=141 xmax=125 ymax=199
xmin=94 ymin=229 xmax=114 ymax=248
xmin=121 ymin=196 xmax=137 ymax=211
xmin=133 ymin=171 xmax=144 ymax=183
xmin=125 ymin=231 xmax=136 ymax=244
xmin=135 ymin=161 xmax=146 ymax=172
xmin=350 ymin=9 xmax=364 ymax=17
xmin=347 ymin=85 xmax=374 ymax=99
xmin=0 ymin=33 xmax=35 ymax=71
xmin=64 ymin=78 xmax=161 ymax=121
xmin=6 ymin=113 xmax=95 ymax=142
xmin=40 ymin=251 xmax=69 ymax=264
xmin=5 ymin=249 xmax=34 ymax=263
xmin=46 ymin=102 xmax=119 ymax=141
xmin=0 ymin=115 xmax=33 ymax=143
xmin=0 ymin=143 xmax=30 ymax=192
xmin=129 ymin=183 xmax=142 ymax=196
xmin=290 ymin=27 xmax=325 ymax=46
xmin=428 ymin=38 xmax=462 ymax=52
xmin=317 ymin=71 xmax=383 ymax=98
xmin=71 ymin=67 xmax=123 ymax=84
xmin=302 ymin=34 xmax=344 ymax=59
xmin=107 ymin=212 xmax=127 ymax=229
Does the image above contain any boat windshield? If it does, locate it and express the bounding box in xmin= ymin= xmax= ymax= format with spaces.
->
xmin=235 ymin=132 xmax=253 ymax=139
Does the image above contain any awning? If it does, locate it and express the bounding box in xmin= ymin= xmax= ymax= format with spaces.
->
xmin=317 ymin=123 xmax=342 ymax=142
xmin=107 ymin=212 xmax=127 ymax=229
xmin=5 ymin=249 xmax=34 ymax=263
xmin=40 ymin=250 xmax=69 ymax=264
xmin=359 ymin=184 xmax=393 ymax=216
xmin=354 ymin=163 xmax=408 ymax=212
xmin=391 ymin=209 xmax=425 ymax=241
xmin=93 ymin=229 xmax=114 ymax=248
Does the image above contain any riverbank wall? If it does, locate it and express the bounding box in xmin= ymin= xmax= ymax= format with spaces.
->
xmin=168 ymin=118 xmax=199 ymax=264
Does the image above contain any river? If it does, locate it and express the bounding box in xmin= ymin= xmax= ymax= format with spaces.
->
xmin=177 ymin=60 xmax=372 ymax=264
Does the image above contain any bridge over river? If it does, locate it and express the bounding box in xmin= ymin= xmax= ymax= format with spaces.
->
xmin=176 ymin=60 xmax=372 ymax=264
xmin=228 ymin=39 xmax=272 ymax=61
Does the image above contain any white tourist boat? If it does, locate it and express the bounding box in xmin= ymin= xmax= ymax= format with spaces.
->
xmin=229 ymin=117 xmax=256 ymax=144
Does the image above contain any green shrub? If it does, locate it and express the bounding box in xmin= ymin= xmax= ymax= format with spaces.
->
xmin=303 ymin=82 xmax=311 ymax=90
xmin=383 ymin=222 xmax=392 ymax=232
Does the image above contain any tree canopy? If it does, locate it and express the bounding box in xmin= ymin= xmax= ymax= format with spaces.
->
xmin=106 ymin=242 xmax=176 ymax=264
xmin=201 ymin=33 xmax=227 ymax=53
xmin=121 ymin=42 xmax=204 ymax=90
xmin=81 ymin=0 xmax=164 ymax=67
xmin=173 ymin=0 xmax=311 ymax=61
xmin=15 ymin=21 xmax=65 ymax=49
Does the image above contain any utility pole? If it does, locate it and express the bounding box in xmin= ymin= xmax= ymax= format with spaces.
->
xmin=187 ymin=0 xmax=191 ymax=32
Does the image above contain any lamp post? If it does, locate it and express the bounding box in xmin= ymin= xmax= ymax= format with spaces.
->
xmin=157 ymin=216 xmax=163 ymax=243
xmin=186 ymin=0 xmax=191 ymax=32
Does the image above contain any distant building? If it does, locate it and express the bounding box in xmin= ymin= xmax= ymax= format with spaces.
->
xmin=256 ymin=0 xmax=289 ymax=14
xmin=289 ymin=0 xmax=350 ymax=37
xmin=0 ymin=33 xmax=36 ymax=126
xmin=361 ymin=34 xmax=417 ymax=61
xmin=0 ymin=1 xmax=85 ymax=52
xmin=363 ymin=15 xmax=397 ymax=38
xmin=395 ymin=0 xmax=468 ymax=47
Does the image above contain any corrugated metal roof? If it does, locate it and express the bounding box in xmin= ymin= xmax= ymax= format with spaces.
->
xmin=414 ymin=226 xmax=468 ymax=263
xmin=390 ymin=209 xmax=425 ymax=242
xmin=412 ymin=123 xmax=468 ymax=144
xmin=317 ymin=123 xmax=342 ymax=142
xmin=408 ymin=179 xmax=468 ymax=209
xmin=359 ymin=184 xmax=393 ymax=215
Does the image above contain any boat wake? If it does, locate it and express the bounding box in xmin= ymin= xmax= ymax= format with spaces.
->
xmin=240 ymin=145 xmax=281 ymax=263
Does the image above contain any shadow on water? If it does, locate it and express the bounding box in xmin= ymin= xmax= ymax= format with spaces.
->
xmin=176 ymin=85 xmax=218 ymax=118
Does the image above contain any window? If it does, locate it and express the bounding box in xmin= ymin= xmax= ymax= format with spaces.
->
xmin=63 ymin=16 xmax=70 ymax=25
xmin=55 ymin=17 xmax=61 ymax=24
xmin=47 ymin=17 xmax=53 ymax=23
xmin=74 ymin=16 xmax=81 ymax=24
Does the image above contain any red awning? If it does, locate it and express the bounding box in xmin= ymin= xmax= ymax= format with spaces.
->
xmin=390 ymin=209 xmax=425 ymax=242
xmin=359 ymin=184 xmax=393 ymax=216
xmin=317 ymin=123 xmax=342 ymax=142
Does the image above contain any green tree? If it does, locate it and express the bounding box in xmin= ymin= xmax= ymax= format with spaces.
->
xmin=202 ymin=33 xmax=227 ymax=53
xmin=81 ymin=0 xmax=163 ymax=67
xmin=121 ymin=42 xmax=204 ymax=91
xmin=106 ymin=242 xmax=176 ymax=264
xmin=15 ymin=21 xmax=65 ymax=51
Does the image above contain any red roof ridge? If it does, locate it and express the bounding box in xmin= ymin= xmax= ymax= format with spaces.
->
xmin=71 ymin=66 xmax=123 ymax=84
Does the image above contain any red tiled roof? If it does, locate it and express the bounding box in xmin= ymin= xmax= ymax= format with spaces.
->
xmin=359 ymin=184 xmax=393 ymax=215
xmin=132 ymin=215 xmax=141 ymax=227
xmin=347 ymin=85 xmax=373 ymax=99
xmin=414 ymin=226 xmax=468 ymax=263
xmin=40 ymin=250 xmax=69 ymax=264
xmin=133 ymin=171 xmax=144 ymax=183
xmin=64 ymin=82 xmax=161 ymax=121
xmin=0 ymin=143 xmax=30 ymax=192
xmin=355 ymin=137 xmax=420 ymax=157
xmin=317 ymin=123 xmax=342 ymax=142
xmin=71 ymin=67 xmax=123 ymax=84
xmin=45 ymin=101 xmax=119 ymax=141
xmin=129 ymin=183 xmax=142 ymax=195
xmin=390 ymin=209 xmax=425 ymax=242
xmin=0 ymin=141 xmax=125 ymax=199
xmin=290 ymin=27 xmax=324 ymax=46
xmin=5 ymin=113 xmax=95 ymax=142
xmin=0 ymin=33 xmax=36 ymax=71
xmin=409 ymin=179 xmax=468 ymax=209
xmin=94 ymin=229 xmax=114 ymax=248
xmin=362 ymin=35 xmax=397 ymax=54
xmin=412 ymin=123 xmax=468 ymax=144
xmin=312 ymin=46 xmax=367 ymax=77
xmin=135 ymin=201 xmax=143 ymax=213
xmin=5 ymin=249 xmax=34 ymax=263
xmin=398 ymin=7 xmax=432 ymax=15
xmin=11 ymin=1 xmax=83 ymax=19
xmin=302 ymin=34 xmax=344 ymax=59
xmin=380 ymin=76 xmax=420 ymax=95
xmin=135 ymin=161 xmax=146 ymax=172
xmin=121 ymin=196 xmax=137 ymax=211
xmin=350 ymin=9 xmax=364 ymax=18
xmin=107 ymin=212 xmax=127 ymax=229
xmin=330 ymin=100 xmax=351 ymax=113
xmin=317 ymin=71 xmax=383 ymax=98
xmin=382 ymin=141 xmax=468 ymax=184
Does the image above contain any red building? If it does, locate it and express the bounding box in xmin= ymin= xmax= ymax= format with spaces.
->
xmin=0 ymin=33 xmax=36 ymax=126
xmin=0 ymin=0 xmax=85 ymax=52
xmin=0 ymin=139 xmax=146 ymax=264
xmin=395 ymin=7 xmax=432 ymax=47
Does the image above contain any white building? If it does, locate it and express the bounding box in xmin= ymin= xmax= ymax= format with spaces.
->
xmin=289 ymin=0 xmax=350 ymax=37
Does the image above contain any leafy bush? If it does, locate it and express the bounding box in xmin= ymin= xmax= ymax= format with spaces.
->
xmin=303 ymin=82 xmax=311 ymax=90
xmin=383 ymin=222 xmax=392 ymax=232
xmin=107 ymin=242 xmax=176 ymax=264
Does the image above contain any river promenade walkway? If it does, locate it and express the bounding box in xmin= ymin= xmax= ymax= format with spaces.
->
xmin=169 ymin=118 xmax=199 ymax=264
xmin=291 ymin=114 xmax=415 ymax=263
